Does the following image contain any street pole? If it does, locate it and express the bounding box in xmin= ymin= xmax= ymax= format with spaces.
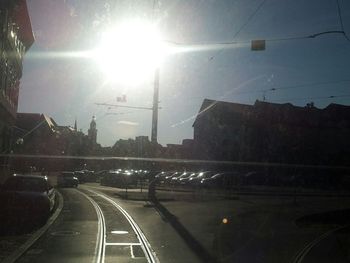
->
xmin=151 ymin=68 xmax=159 ymax=143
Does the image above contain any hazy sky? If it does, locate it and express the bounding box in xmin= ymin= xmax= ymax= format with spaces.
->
xmin=19 ymin=0 xmax=350 ymax=146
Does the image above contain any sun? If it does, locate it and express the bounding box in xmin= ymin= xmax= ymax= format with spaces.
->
xmin=94 ymin=19 xmax=167 ymax=85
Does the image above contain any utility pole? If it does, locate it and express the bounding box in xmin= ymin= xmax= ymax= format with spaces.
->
xmin=95 ymin=68 xmax=161 ymax=143
xmin=151 ymin=68 xmax=159 ymax=143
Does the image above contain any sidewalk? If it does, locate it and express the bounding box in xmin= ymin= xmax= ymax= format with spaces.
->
xmin=0 ymin=192 xmax=61 ymax=262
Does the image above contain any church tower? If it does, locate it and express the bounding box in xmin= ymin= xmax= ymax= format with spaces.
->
xmin=88 ymin=116 xmax=97 ymax=144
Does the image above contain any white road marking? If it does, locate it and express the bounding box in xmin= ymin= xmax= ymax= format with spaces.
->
xmin=130 ymin=245 xmax=135 ymax=258
xmin=110 ymin=230 xmax=128 ymax=234
xmin=105 ymin=242 xmax=141 ymax=246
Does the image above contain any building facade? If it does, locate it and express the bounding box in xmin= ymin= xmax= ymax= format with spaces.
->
xmin=0 ymin=0 xmax=34 ymax=154
xmin=193 ymin=99 xmax=350 ymax=165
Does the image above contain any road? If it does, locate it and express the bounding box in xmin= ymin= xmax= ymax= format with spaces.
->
xmin=16 ymin=185 xmax=201 ymax=263
xmin=13 ymin=183 xmax=350 ymax=263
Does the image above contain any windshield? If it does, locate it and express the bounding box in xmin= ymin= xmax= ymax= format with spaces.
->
xmin=0 ymin=1 xmax=349 ymax=263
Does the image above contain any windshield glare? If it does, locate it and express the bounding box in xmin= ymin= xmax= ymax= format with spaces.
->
xmin=0 ymin=1 xmax=349 ymax=262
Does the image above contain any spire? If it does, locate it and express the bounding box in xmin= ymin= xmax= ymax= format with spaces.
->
xmin=88 ymin=115 xmax=97 ymax=144
xmin=74 ymin=118 xmax=77 ymax=131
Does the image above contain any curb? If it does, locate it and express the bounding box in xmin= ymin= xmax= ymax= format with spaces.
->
xmin=3 ymin=191 xmax=64 ymax=263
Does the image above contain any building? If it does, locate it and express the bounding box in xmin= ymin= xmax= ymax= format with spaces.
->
xmin=88 ymin=116 xmax=97 ymax=145
xmin=14 ymin=113 xmax=59 ymax=154
xmin=0 ymin=0 xmax=34 ymax=154
xmin=163 ymin=139 xmax=194 ymax=159
xmin=192 ymin=99 xmax=350 ymax=165
xmin=14 ymin=113 xmax=99 ymax=156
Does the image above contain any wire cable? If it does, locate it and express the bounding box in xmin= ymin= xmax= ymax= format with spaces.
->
xmin=336 ymin=0 xmax=350 ymax=42
xmin=270 ymin=94 xmax=350 ymax=103
xmin=233 ymin=0 xmax=268 ymax=40
xmin=209 ymin=0 xmax=268 ymax=60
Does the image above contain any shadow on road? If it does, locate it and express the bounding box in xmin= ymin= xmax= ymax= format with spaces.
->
xmin=151 ymin=197 xmax=218 ymax=263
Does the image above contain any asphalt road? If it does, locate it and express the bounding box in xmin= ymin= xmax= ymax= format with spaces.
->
xmin=14 ymin=183 xmax=350 ymax=263
xmin=16 ymin=185 xmax=201 ymax=263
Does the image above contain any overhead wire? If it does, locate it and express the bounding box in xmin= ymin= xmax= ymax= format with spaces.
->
xmin=336 ymin=0 xmax=350 ymax=42
xmin=209 ymin=0 xmax=268 ymax=60
xmin=161 ymin=0 xmax=350 ymax=57
xmin=269 ymin=94 xmax=350 ymax=103
xmin=258 ymin=79 xmax=350 ymax=93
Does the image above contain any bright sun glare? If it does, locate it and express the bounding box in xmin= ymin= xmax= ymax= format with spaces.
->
xmin=94 ymin=20 xmax=166 ymax=85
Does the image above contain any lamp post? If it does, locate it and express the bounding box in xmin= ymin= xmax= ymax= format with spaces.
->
xmin=151 ymin=68 xmax=160 ymax=143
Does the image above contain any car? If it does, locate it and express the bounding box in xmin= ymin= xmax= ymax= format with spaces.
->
xmin=170 ymin=172 xmax=187 ymax=185
xmin=94 ymin=170 xmax=108 ymax=182
xmin=200 ymin=172 xmax=240 ymax=189
xmin=100 ymin=170 xmax=138 ymax=187
xmin=74 ymin=171 xmax=87 ymax=183
xmin=177 ymin=172 xmax=196 ymax=185
xmin=0 ymin=174 xmax=56 ymax=224
xmin=241 ymin=171 xmax=267 ymax=186
xmin=163 ymin=171 xmax=181 ymax=184
xmin=188 ymin=171 xmax=219 ymax=186
xmin=100 ymin=170 xmax=121 ymax=186
xmin=154 ymin=171 xmax=174 ymax=184
xmin=57 ymin=172 xmax=79 ymax=188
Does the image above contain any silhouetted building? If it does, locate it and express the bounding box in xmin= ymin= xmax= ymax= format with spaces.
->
xmin=193 ymin=99 xmax=350 ymax=165
xmin=0 ymin=0 xmax=34 ymax=154
xmin=112 ymin=136 xmax=162 ymax=157
xmin=88 ymin=116 xmax=97 ymax=145
xmin=163 ymin=139 xmax=194 ymax=159
xmin=14 ymin=113 xmax=59 ymax=154
xmin=14 ymin=113 xmax=100 ymax=156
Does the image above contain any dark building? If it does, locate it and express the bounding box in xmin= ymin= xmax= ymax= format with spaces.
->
xmin=0 ymin=0 xmax=34 ymax=154
xmin=112 ymin=136 xmax=161 ymax=158
xmin=163 ymin=139 xmax=194 ymax=159
xmin=14 ymin=113 xmax=59 ymax=154
xmin=193 ymin=99 xmax=350 ymax=165
xmin=14 ymin=113 xmax=98 ymax=156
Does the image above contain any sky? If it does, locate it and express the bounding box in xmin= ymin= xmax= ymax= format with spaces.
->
xmin=19 ymin=0 xmax=350 ymax=146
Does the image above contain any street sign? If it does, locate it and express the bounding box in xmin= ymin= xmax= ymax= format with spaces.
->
xmin=251 ymin=40 xmax=266 ymax=51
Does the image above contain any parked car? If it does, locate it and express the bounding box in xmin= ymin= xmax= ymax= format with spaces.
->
xmin=57 ymin=172 xmax=79 ymax=188
xmin=179 ymin=172 xmax=205 ymax=185
xmin=100 ymin=170 xmax=138 ymax=187
xmin=170 ymin=172 xmax=187 ymax=185
xmin=188 ymin=171 xmax=218 ymax=186
xmin=74 ymin=171 xmax=87 ymax=183
xmin=164 ymin=171 xmax=181 ymax=184
xmin=200 ymin=172 xmax=240 ymax=189
xmin=155 ymin=171 xmax=173 ymax=184
xmin=100 ymin=170 xmax=120 ymax=186
xmin=177 ymin=172 xmax=196 ymax=185
xmin=0 ymin=174 xmax=56 ymax=224
xmin=95 ymin=170 xmax=108 ymax=183
xmin=241 ymin=171 xmax=267 ymax=186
